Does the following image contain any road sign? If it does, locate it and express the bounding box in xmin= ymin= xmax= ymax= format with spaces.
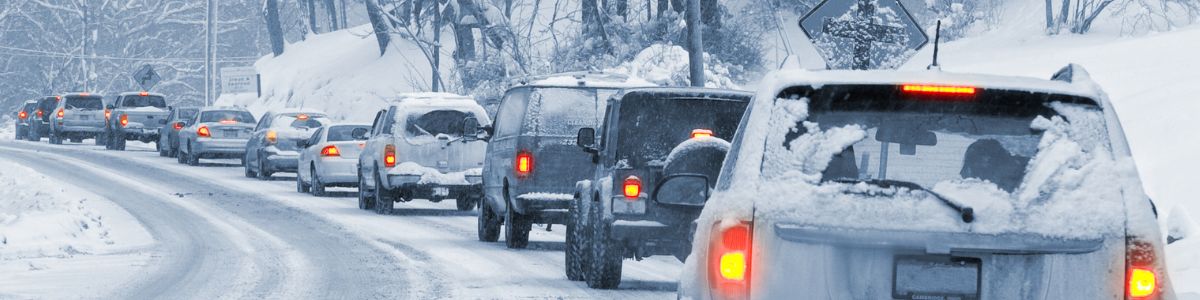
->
xmin=799 ymin=0 xmax=928 ymax=70
xmin=220 ymin=67 xmax=258 ymax=95
xmin=132 ymin=64 xmax=162 ymax=90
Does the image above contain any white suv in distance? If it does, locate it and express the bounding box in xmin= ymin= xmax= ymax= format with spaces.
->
xmin=357 ymin=93 xmax=490 ymax=214
xmin=677 ymin=65 xmax=1176 ymax=300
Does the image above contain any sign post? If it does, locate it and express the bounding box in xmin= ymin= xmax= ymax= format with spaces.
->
xmin=799 ymin=0 xmax=927 ymax=70
xmin=132 ymin=64 xmax=162 ymax=91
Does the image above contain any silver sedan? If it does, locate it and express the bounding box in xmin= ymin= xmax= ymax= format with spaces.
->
xmin=177 ymin=108 xmax=257 ymax=166
xmin=296 ymin=124 xmax=370 ymax=196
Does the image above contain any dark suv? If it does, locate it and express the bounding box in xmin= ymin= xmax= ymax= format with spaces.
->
xmin=566 ymin=88 xmax=751 ymax=288
xmin=475 ymin=72 xmax=654 ymax=249
xmin=26 ymin=96 xmax=58 ymax=141
xmin=13 ymin=100 xmax=37 ymax=140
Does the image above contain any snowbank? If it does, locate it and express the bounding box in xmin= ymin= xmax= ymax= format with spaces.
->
xmin=607 ymin=44 xmax=740 ymax=89
xmin=216 ymin=24 xmax=456 ymax=123
xmin=0 ymin=158 xmax=153 ymax=260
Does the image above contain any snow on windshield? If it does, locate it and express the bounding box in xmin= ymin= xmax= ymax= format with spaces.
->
xmin=712 ymin=93 xmax=1132 ymax=239
xmin=522 ymin=88 xmax=608 ymax=137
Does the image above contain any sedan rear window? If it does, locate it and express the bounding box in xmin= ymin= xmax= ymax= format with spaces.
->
xmin=200 ymin=110 xmax=255 ymax=123
xmin=614 ymin=98 xmax=748 ymax=166
xmin=327 ymin=125 xmax=369 ymax=142
xmin=272 ymin=114 xmax=330 ymax=129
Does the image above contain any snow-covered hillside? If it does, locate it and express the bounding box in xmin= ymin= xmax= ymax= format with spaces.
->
xmin=216 ymin=24 xmax=455 ymax=123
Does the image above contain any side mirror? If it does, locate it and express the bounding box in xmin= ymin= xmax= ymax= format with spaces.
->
xmin=462 ymin=117 xmax=482 ymax=141
xmin=296 ymin=140 xmax=310 ymax=149
xmin=652 ymin=174 xmax=711 ymax=206
xmin=351 ymin=127 xmax=369 ymax=140
xmin=576 ymin=127 xmax=597 ymax=151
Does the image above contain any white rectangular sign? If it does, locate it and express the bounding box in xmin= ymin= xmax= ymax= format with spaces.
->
xmin=220 ymin=67 xmax=258 ymax=94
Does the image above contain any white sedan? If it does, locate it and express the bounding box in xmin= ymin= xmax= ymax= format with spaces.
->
xmin=297 ymin=124 xmax=370 ymax=196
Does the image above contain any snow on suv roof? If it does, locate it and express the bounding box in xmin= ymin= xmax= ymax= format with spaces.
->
xmin=759 ymin=68 xmax=1100 ymax=101
xmin=514 ymin=72 xmax=656 ymax=89
xmin=117 ymin=91 xmax=164 ymax=97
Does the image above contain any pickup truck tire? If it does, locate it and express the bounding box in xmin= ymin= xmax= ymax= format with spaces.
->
xmin=49 ymin=131 xmax=62 ymax=144
xmin=310 ymin=169 xmax=326 ymax=197
xmin=477 ymin=199 xmax=501 ymax=242
xmin=455 ymin=197 xmax=476 ymax=211
xmin=373 ymin=175 xmax=393 ymax=215
xmin=504 ymin=200 xmax=531 ymax=249
xmin=586 ymin=207 xmax=623 ymax=289
xmin=565 ymin=196 xmax=589 ymax=281
xmin=357 ymin=173 xmax=375 ymax=210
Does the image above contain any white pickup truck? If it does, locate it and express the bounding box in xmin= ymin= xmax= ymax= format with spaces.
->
xmin=104 ymin=91 xmax=170 ymax=151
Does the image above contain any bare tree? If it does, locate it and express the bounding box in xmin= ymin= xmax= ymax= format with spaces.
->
xmin=265 ymin=0 xmax=286 ymax=55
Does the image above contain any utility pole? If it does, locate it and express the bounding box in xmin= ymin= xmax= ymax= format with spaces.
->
xmin=205 ymin=0 xmax=217 ymax=106
xmin=686 ymin=0 xmax=704 ymax=87
xmin=82 ymin=1 xmax=90 ymax=91
xmin=432 ymin=0 xmax=441 ymax=92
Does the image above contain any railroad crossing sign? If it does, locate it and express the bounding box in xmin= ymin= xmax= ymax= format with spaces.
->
xmin=132 ymin=64 xmax=162 ymax=91
xmin=799 ymin=0 xmax=928 ymax=70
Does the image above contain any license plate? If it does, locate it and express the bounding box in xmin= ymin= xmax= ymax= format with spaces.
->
xmin=80 ymin=115 xmax=90 ymax=120
xmin=432 ymin=187 xmax=450 ymax=197
xmin=892 ymin=256 xmax=980 ymax=300
xmin=223 ymin=129 xmax=239 ymax=137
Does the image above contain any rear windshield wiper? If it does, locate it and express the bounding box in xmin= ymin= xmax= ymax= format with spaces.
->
xmin=830 ymin=179 xmax=975 ymax=223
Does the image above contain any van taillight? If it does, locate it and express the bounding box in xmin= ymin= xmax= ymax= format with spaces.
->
xmin=515 ymin=151 xmax=533 ymax=176
xmin=36 ymin=110 xmax=43 ymax=118
xmin=18 ymin=111 xmax=27 ymax=119
xmin=384 ymin=144 xmax=396 ymax=167
xmin=197 ymin=126 xmax=210 ymax=137
xmin=321 ymin=145 xmax=341 ymax=157
xmin=710 ymin=221 xmax=752 ymax=300
xmin=623 ymin=176 xmax=641 ymax=199
xmin=56 ymin=108 xmax=64 ymax=119
xmin=119 ymin=114 xmax=129 ymax=127
xmin=1126 ymin=237 xmax=1161 ymax=299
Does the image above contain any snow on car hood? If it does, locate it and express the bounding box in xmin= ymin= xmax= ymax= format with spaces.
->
xmin=702 ymin=99 xmax=1134 ymax=240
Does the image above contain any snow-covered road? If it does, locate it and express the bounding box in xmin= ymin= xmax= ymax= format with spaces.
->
xmin=0 ymin=139 xmax=680 ymax=299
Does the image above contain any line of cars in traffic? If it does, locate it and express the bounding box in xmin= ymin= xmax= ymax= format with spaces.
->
xmin=9 ymin=66 xmax=1179 ymax=299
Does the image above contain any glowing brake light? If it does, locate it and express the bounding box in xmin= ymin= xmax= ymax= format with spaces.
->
xmin=36 ymin=110 xmax=43 ymax=118
xmin=18 ymin=111 xmax=27 ymax=119
xmin=197 ymin=126 xmax=211 ymax=137
xmin=515 ymin=151 xmax=533 ymax=176
xmin=119 ymin=114 xmax=129 ymax=127
xmin=623 ymin=176 xmax=642 ymax=199
xmin=173 ymin=122 xmax=184 ymax=131
xmin=56 ymin=108 xmax=64 ymax=119
xmin=901 ymin=84 xmax=977 ymax=95
xmin=321 ymin=145 xmax=341 ymax=157
xmin=219 ymin=119 xmax=237 ymax=124
xmin=710 ymin=222 xmax=752 ymax=299
xmin=1128 ymin=267 xmax=1156 ymax=298
xmin=296 ymin=114 xmax=309 ymax=120
xmin=691 ymin=129 xmax=714 ymax=139
xmin=104 ymin=109 xmax=111 ymax=121
xmin=384 ymin=144 xmax=396 ymax=167
xmin=265 ymin=130 xmax=277 ymax=144
xmin=1126 ymin=238 xmax=1160 ymax=299
xmin=139 ymin=91 xmax=149 ymax=96
xmin=79 ymin=92 xmax=90 ymax=97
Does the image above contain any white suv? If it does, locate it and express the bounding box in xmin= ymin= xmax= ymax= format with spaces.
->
xmin=677 ymin=65 xmax=1175 ymax=300
xmin=357 ymin=93 xmax=491 ymax=214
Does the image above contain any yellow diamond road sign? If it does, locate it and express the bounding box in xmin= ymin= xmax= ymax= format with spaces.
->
xmin=799 ymin=0 xmax=928 ymax=70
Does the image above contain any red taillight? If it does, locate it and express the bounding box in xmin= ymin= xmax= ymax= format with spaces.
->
xmin=321 ymin=145 xmax=341 ymax=157
xmin=56 ymin=108 xmax=64 ymax=119
xmin=173 ymin=122 xmax=184 ymax=131
xmin=119 ymin=114 xmax=129 ymax=127
xmin=265 ymin=130 xmax=277 ymax=144
xmin=219 ymin=119 xmax=237 ymax=124
xmin=18 ymin=111 xmax=27 ymax=119
xmin=36 ymin=110 xmax=43 ymax=118
xmin=515 ymin=151 xmax=533 ymax=176
xmin=79 ymin=92 xmax=90 ymax=97
xmin=384 ymin=144 xmax=396 ymax=167
xmin=901 ymin=84 xmax=977 ymax=95
xmin=139 ymin=91 xmax=149 ymax=96
xmin=104 ymin=109 xmax=111 ymax=121
xmin=691 ymin=129 xmax=714 ymax=139
xmin=296 ymin=114 xmax=309 ymax=120
xmin=197 ymin=126 xmax=210 ymax=137
xmin=710 ymin=222 xmax=752 ymax=300
xmin=1126 ymin=237 xmax=1161 ymax=299
xmin=623 ymin=176 xmax=642 ymax=199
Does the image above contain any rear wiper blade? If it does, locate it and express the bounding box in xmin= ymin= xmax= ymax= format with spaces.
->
xmin=831 ymin=179 xmax=975 ymax=223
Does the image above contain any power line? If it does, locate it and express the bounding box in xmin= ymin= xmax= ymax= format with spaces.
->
xmin=0 ymin=45 xmax=261 ymax=63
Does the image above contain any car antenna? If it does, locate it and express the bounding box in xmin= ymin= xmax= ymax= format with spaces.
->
xmin=927 ymin=20 xmax=942 ymax=71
